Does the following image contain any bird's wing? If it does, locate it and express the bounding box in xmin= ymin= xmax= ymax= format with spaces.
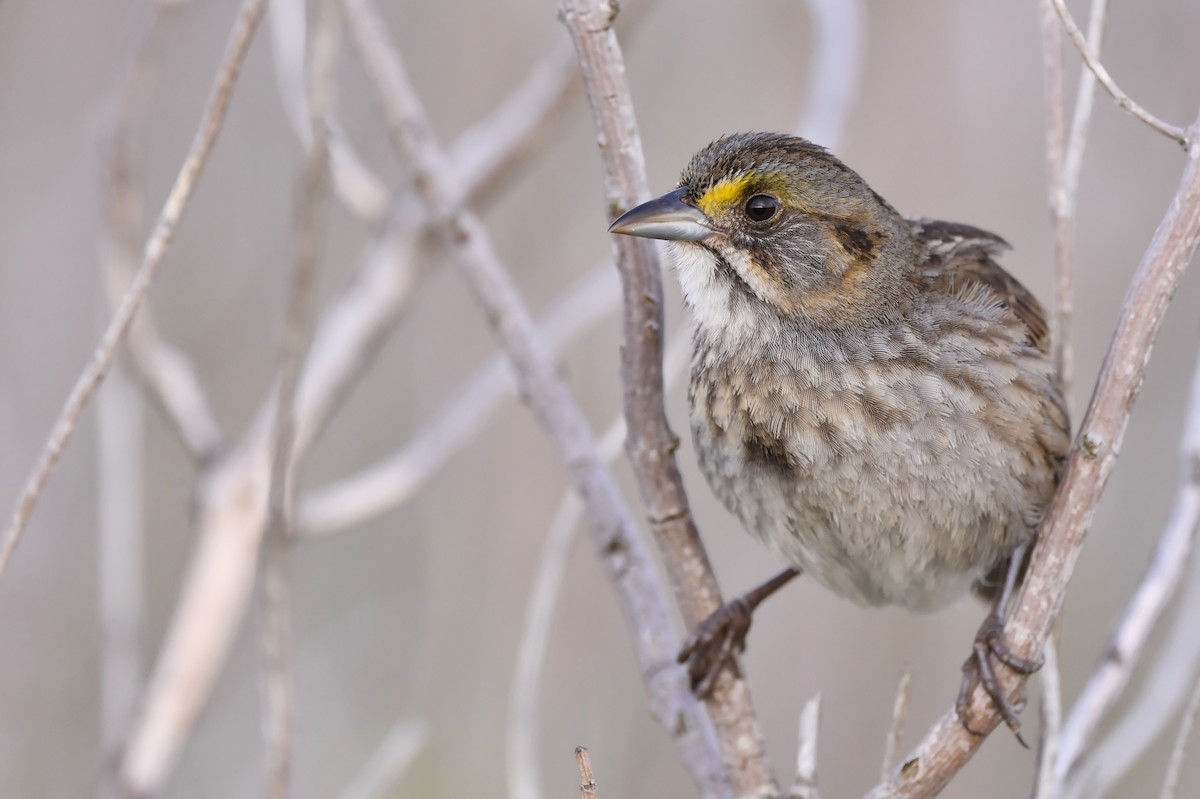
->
xmin=909 ymin=218 xmax=1051 ymax=355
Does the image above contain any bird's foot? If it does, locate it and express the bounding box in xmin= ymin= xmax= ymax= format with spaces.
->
xmin=955 ymin=612 xmax=1042 ymax=747
xmin=677 ymin=597 xmax=753 ymax=697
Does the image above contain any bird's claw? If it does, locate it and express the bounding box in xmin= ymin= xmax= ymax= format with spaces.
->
xmin=955 ymin=613 xmax=1042 ymax=747
xmin=677 ymin=597 xmax=753 ymax=697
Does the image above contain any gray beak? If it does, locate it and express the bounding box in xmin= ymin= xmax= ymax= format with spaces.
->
xmin=608 ymin=188 xmax=716 ymax=241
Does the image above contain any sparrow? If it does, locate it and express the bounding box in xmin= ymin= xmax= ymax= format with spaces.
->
xmin=608 ymin=132 xmax=1070 ymax=739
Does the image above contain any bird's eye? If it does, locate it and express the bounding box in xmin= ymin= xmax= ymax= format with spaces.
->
xmin=744 ymin=194 xmax=780 ymax=223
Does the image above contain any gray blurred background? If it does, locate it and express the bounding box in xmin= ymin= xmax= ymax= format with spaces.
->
xmin=2 ymin=0 xmax=1199 ymax=797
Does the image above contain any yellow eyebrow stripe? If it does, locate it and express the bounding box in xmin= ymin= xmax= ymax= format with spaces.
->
xmin=696 ymin=172 xmax=756 ymax=217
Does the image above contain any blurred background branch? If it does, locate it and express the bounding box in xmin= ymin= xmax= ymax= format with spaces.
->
xmin=2 ymin=1 xmax=1199 ymax=798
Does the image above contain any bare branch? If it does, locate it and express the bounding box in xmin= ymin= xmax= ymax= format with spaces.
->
xmin=506 ymin=328 xmax=691 ymax=799
xmin=97 ymin=369 xmax=146 ymax=748
xmin=1056 ymin=347 xmax=1200 ymax=780
xmin=576 ymin=747 xmax=598 ymax=799
xmin=298 ymin=265 xmax=620 ymax=536
xmin=259 ymin=2 xmax=337 ymax=796
xmin=1040 ymin=0 xmax=1069 ymax=385
xmin=0 ymin=0 xmax=267 ymax=582
xmin=269 ymin=0 xmax=388 ymax=223
xmin=97 ymin=2 xmax=225 ymax=463
xmin=880 ymin=668 xmax=913 ymax=781
xmin=1062 ymin=0 xmax=1109 ymax=202
xmin=556 ymin=1 xmax=776 ymax=793
xmin=864 ymin=110 xmax=1200 ymax=799
xmin=1160 ymin=669 xmax=1200 ymax=799
xmin=790 ymin=695 xmax=822 ymax=799
xmin=1042 ymin=0 xmax=1108 ymax=392
xmin=93 ymin=2 xmax=174 ymax=750
xmin=795 ymin=0 xmax=864 ymax=146
xmin=112 ymin=23 xmax=600 ymax=793
xmin=1049 ymin=0 xmax=1187 ymax=146
xmin=1032 ymin=639 xmax=1062 ymax=799
xmin=337 ymin=720 xmax=427 ymax=799
xmin=341 ymin=2 xmax=729 ymax=793
xmin=1058 ymin=345 xmax=1200 ymax=794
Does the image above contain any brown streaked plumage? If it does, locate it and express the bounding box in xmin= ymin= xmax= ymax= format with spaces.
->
xmin=609 ymin=132 xmax=1070 ymax=737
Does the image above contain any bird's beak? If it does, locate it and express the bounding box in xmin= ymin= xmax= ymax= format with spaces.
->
xmin=608 ymin=188 xmax=716 ymax=241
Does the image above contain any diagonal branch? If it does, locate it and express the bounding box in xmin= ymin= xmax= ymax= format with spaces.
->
xmin=864 ymin=110 xmax=1200 ymax=799
xmin=557 ymin=1 xmax=776 ymax=795
xmin=258 ymin=1 xmax=338 ymax=795
xmin=341 ymin=1 xmax=730 ymax=794
xmin=1049 ymin=0 xmax=1187 ymax=146
xmin=1057 ymin=344 xmax=1200 ymax=792
xmin=297 ymin=264 xmax=620 ymax=536
xmin=109 ymin=21 xmax=607 ymax=795
xmin=0 ymin=0 xmax=267 ymax=583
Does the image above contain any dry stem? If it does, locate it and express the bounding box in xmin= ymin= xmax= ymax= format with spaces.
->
xmin=1160 ymin=669 xmax=1200 ymax=799
xmin=342 ymin=1 xmax=728 ymax=793
xmin=1049 ymin=0 xmax=1186 ymax=146
xmin=880 ymin=668 xmax=913 ymax=781
xmin=0 ymin=0 xmax=266 ymax=582
xmin=557 ymin=1 xmax=776 ymax=794
xmin=1056 ymin=346 xmax=1200 ymax=785
xmin=576 ymin=747 xmax=598 ymax=799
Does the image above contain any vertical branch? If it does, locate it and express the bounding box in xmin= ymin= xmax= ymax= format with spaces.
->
xmin=505 ymin=329 xmax=692 ymax=799
xmin=790 ymin=695 xmax=822 ymax=799
xmin=1039 ymin=0 xmax=1069 ymax=385
xmin=555 ymin=3 xmax=776 ymax=795
xmin=1041 ymin=0 xmax=1109 ymax=393
xmin=0 ymin=0 xmax=267 ymax=582
xmin=1032 ymin=640 xmax=1062 ymax=799
xmin=1160 ymin=670 xmax=1200 ymax=799
xmin=97 ymin=370 xmax=145 ymax=747
xmin=260 ymin=1 xmax=338 ymax=795
xmin=880 ymin=668 xmax=912 ymax=782
xmin=341 ymin=2 xmax=729 ymax=795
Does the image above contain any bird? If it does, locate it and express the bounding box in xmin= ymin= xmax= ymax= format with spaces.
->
xmin=608 ymin=132 xmax=1070 ymax=739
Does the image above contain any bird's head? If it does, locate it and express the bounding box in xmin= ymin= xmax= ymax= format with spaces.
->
xmin=610 ymin=132 xmax=916 ymax=333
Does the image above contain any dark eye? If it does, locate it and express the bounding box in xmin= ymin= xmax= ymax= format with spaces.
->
xmin=745 ymin=194 xmax=780 ymax=223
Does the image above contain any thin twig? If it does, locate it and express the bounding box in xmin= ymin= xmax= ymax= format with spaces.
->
xmin=94 ymin=2 xmax=173 ymax=749
xmin=97 ymin=1 xmax=224 ymax=463
xmin=259 ymin=2 xmax=337 ymax=795
xmin=0 ymin=0 xmax=267 ymax=583
xmin=113 ymin=24 xmax=603 ymax=794
xmin=298 ymin=265 xmax=620 ymax=536
xmin=863 ymin=109 xmax=1200 ymax=799
xmin=557 ymin=1 xmax=776 ymax=793
xmin=341 ymin=2 xmax=728 ymax=793
xmin=1032 ymin=639 xmax=1062 ymax=799
xmin=268 ymin=0 xmax=388 ymax=223
xmin=1040 ymin=0 xmax=1069 ymax=386
xmin=880 ymin=667 xmax=913 ymax=781
xmin=506 ymin=328 xmax=691 ymax=799
xmin=337 ymin=720 xmax=427 ymax=799
xmin=1056 ymin=347 xmax=1200 ymax=780
xmin=1059 ymin=346 xmax=1200 ymax=794
xmin=1062 ymin=0 xmax=1109 ymax=202
xmin=1160 ymin=668 xmax=1200 ymax=799
xmin=576 ymin=747 xmax=598 ymax=799
xmin=790 ymin=695 xmax=822 ymax=799
xmin=1042 ymin=0 xmax=1109 ymax=393
xmin=1048 ymin=0 xmax=1187 ymax=146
